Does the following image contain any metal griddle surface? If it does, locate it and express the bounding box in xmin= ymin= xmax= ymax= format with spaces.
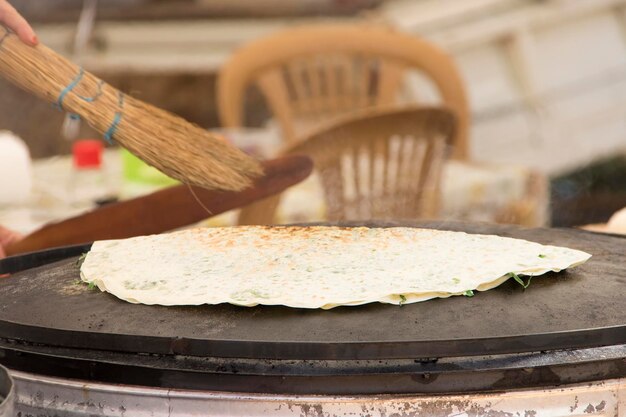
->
xmin=0 ymin=221 xmax=624 ymax=360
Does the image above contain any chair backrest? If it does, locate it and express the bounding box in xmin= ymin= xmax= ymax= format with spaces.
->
xmin=236 ymin=106 xmax=456 ymax=225
xmin=218 ymin=24 xmax=469 ymax=159
xmin=285 ymin=107 xmax=456 ymax=221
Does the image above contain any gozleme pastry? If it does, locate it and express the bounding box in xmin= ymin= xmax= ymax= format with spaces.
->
xmin=80 ymin=226 xmax=591 ymax=309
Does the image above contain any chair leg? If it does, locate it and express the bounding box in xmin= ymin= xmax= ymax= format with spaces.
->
xmin=237 ymin=195 xmax=282 ymax=225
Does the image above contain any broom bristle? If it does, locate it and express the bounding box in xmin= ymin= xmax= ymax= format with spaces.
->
xmin=0 ymin=28 xmax=263 ymax=191
xmin=120 ymin=97 xmax=264 ymax=191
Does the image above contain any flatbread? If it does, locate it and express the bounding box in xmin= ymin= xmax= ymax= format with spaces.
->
xmin=80 ymin=226 xmax=591 ymax=309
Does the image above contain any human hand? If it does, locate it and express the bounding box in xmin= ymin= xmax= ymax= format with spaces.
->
xmin=0 ymin=0 xmax=38 ymax=46
xmin=606 ymin=207 xmax=626 ymax=234
xmin=0 ymin=225 xmax=22 ymax=260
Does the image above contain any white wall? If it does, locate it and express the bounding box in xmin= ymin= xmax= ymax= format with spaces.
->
xmin=385 ymin=0 xmax=626 ymax=175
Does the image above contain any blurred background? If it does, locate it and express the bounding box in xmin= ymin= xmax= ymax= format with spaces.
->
xmin=1 ymin=0 xmax=625 ymax=236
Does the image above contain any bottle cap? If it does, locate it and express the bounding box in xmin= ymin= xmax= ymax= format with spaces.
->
xmin=73 ymin=140 xmax=103 ymax=169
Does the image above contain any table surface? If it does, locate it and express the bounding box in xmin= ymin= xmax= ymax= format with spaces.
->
xmin=0 ymin=147 xmax=544 ymax=234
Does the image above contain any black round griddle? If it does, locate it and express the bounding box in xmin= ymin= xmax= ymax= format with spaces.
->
xmin=0 ymin=221 xmax=624 ymax=394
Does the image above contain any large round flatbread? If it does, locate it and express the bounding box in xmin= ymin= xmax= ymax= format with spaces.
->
xmin=80 ymin=226 xmax=591 ymax=309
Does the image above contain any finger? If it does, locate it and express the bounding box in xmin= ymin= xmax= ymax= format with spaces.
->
xmin=0 ymin=226 xmax=22 ymax=246
xmin=2 ymin=233 xmax=22 ymax=247
xmin=0 ymin=233 xmax=11 ymax=247
xmin=0 ymin=237 xmax=11 ymax=276
xmin=0 ymin=1 xmax=38 ymax=46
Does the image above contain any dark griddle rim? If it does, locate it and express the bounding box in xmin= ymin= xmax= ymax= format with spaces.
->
xmin=0 ymin=318 xmax=625 ymax=360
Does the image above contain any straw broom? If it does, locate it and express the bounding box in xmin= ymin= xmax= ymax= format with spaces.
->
xmin=0 ymin=27 xmax=263 ymax=191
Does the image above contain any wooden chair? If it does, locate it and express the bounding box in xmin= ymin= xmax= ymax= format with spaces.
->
xmin=217 ymin=24 xmax=469 ymax=160
xmin=238 ymin=107 xmax=456 ymax=224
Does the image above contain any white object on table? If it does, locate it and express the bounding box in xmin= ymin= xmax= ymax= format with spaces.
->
xmin=0 ymin=150 xmax=123 ymax=235
xmin=0 ymin=131 xmax=32 ymax=205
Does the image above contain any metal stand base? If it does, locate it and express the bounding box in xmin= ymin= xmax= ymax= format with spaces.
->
xmin=11 ymin=370 xmax=626 ymax=417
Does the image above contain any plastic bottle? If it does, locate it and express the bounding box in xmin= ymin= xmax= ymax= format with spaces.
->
xmin=67 ymin=139 xmax=115 ymax=208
